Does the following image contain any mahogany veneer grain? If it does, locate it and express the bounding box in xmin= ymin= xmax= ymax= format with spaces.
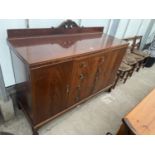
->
xmin=8 ymin=22 xmax=128 ymax=134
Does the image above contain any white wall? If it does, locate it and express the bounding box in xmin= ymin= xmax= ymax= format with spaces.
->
xmin=80 ymin=19 xmax=110 ymax=33
xmin=29 ymin=19 xmax=80 ymax=28
xmin=124 ymin=19 xmax=143 ymax=37
xmin=0 ymin=19 xmax=26 ymax=87
xmin=147 ymin=22 xmax=155 ymax=43
xmin=0 ymin=19 xmax=154 ymax=87
xmin=115 ymin=19 xmax=152 ymax=39
xmin=138 ymin=19 xmax=151 ymax=36
xmin=115 ymin=19 xmax=130 ymax=39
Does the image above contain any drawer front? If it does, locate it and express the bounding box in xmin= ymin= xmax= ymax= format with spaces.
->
xmin=68 ymin=55 xmax=100 ymax=106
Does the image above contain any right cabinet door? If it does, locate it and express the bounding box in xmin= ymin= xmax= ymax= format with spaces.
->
xmin=93 ymin=48 xmax=126 ymax=93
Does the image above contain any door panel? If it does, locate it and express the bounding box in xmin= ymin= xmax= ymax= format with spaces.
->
xmin=31 ymin=61 xmax=73 ymax=124
xmin=92 ymin=51 xmax=113 ymax=93
xmin=93 ymin=48 xmax=126 ymax=93
xmin=106 ymin=48 xmax=126 ymax=85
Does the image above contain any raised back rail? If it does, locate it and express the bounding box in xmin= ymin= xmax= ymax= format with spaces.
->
xmin=7 ymin=20 xmax=104 ymax=39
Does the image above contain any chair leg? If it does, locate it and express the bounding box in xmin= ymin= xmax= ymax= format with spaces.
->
xmin=113 ymin=72 xmax=121 ymax=89
xmin=136 ymin=62 xmax=141 ymax=72
xmin=121 ymin=72 xmax=126 ymax=83
xmin=129 ymin=64 xmax=136 ymax=77
xmin=123 ymin=70 xmax=131 ymax=83
xmin=140 ymin=60 xmax=145 ymax=69
xmin=142 ymin=60 xmax=146 ymax=68
xmin=137 ymin=60 xmax=144 ymax=72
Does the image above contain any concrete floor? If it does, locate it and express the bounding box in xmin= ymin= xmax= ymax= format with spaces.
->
xmin=0 ymin=65 xmax=155 ymax=135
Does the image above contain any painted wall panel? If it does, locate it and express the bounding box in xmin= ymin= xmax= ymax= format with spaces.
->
xmin=115 ymin=19 xmax=129 ymax=39
xmin=106 ymin=19 xmax=113 ymax=35
xmin=124 ymin=19 xmax=143 ymax=37
xmin=138 ymin=19 xmax=151 ymax=36
xmin=0 ymin=19 xmax=26 ymax=87
xmin=150 ymin=22 xmax=155 ymax=34
xmin=148 ymin=22 xmax=155 ymax=42
xmin=81 ymin=19 xmax=110 ymax=32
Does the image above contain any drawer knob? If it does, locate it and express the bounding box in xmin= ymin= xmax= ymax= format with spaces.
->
xmin=66 ymin=85 xmax=70 ymax=94
xmin=78 ymin=85 xmax=81 ymax=88
xmin=76 ymin=85 xmax=81 ymax=101
xmin=99 ymin=57 xmax=105 ymax=63
xmin=79 ymin=74 xmax=85 ymax=80
xmin=80 ymin=62 xmax=87 ymax=68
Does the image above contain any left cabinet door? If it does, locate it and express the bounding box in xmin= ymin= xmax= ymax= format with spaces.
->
xmin=31 ymin=61 xmax=73 ymax=125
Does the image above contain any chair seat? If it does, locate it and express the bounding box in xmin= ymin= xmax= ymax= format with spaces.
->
xmin=133 ymin=50 xmax=150 ymax=58
xmin=119 ymin=63 xmax=132 ymax=72
xmin=128 ymin=53 xmax=144 ymax=61
xmin=123 ymin=54 xmax=137 ymax=65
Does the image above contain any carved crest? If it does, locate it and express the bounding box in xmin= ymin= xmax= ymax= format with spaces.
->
xmin=57 ymin=20 xmax=79 ymax=29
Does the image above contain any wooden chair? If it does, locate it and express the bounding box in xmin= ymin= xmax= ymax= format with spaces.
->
xmin=131 ymin=36 xmax=150 ymax=68
xmin=123 ymin=36 xmax=145 ymax=72
xmin=113 ymin=62 xmax=132 ymax=89
xmin=122 ymin=51 xmax=138 ymax=77
xmin=126 ymin=52 xmax=144 ymax=72
xmin=110 ymin=36 xmax=147 ymax=90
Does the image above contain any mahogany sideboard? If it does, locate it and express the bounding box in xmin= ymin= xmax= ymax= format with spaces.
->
xmin=7 ymin=21 xmax=128 ymax=134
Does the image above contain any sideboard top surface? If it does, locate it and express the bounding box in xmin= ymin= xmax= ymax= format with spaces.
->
xmin=8 ymin=32 xmax=128 ymax=67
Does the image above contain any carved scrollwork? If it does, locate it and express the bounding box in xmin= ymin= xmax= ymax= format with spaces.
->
xmin=57 ymin=20 xmax=79 ymax=29
xmin=49 ymin=19 xmax=103 ymax=48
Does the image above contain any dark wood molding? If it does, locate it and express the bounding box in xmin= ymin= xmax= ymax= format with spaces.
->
xmin=7 ymin=19 xmax=104 ymax=39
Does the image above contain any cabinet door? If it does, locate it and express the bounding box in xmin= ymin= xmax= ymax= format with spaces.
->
xmin=106 ymin=48 xmax=126 ymax=86
xmin=31 ymin=61 xmax=73 ymax=125
xmin=93 ymin=48 xmax=126 ymax=93
xmin=68 ymin=55 xmax=99 ymax=107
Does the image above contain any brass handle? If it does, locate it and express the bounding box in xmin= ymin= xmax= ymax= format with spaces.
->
xmin=66 ymin=85 xmax=70 ymax=94
xmin=101 ymin=57 xmax=105 ymax=62
xmin=77 ymin=85 xmax=81 ymax=89
xmin=98 ymin=68 xmax=101 ymax=74
xmin=96 ymin=69 xmax=100 ymax=79
xmin=99 ymin=57 xmax=105 ymax=63
xmin=80 ymin=62 xmax=87 ymax=68
xmin=75 ymin=85 xmax=81 ymax=101
xmin=80 ymin=73 xmax=85 ymax=80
